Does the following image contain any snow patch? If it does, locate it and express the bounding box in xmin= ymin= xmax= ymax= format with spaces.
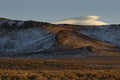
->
xmin=0 ymin=27 xmax=56 ymax=54
xmin=17 ymin=21 xmax=24 ymax=26
xmin=78 ymin=26 xmax=120 ymax=46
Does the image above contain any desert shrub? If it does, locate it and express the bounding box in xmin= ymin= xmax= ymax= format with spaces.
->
xmin=10 ymin=76 xmax=21 ymax=80
xmin=27 ymin=75 xmax=37 ymax=80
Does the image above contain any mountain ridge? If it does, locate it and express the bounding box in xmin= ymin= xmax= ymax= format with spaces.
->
xmin=0 ymin=18 xmax=120 ymax=58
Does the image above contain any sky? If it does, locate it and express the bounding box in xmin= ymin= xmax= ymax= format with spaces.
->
xmin=0 ymin=0 xmax=120 ymax=24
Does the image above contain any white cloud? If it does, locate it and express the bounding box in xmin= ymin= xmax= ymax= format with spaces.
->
xmin=53 ymin=16 xmax=107 ymax=25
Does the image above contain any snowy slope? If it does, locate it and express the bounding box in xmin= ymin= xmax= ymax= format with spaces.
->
xmin=0 ymin=27 xmax=55 ymax=54
xmin=76 ymin=25 xmax=120 ymax=47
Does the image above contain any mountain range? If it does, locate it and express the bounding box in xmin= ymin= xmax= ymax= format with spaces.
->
xmin=0 ymin=18 xmax=120 ymax=58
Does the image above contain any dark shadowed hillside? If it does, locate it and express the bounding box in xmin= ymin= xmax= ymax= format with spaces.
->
xmin=0 ymin=18 xmax=120 ymax=58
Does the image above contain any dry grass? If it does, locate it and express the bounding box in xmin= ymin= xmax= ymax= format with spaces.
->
xmin=0 ymin=57 xmax=120 ymax=80
xmin=0 ymin=70 xmax=120 ymax=80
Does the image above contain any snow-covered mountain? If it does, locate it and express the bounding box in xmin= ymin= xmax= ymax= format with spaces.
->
xmin=76 ymin=25 xmax=120 ymax=47
xmin=0 ymin=18 xmax=119 ymax=58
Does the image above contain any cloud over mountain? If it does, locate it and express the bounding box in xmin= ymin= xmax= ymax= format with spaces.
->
xmin=53 ymin=16 xmax=107 ymax=25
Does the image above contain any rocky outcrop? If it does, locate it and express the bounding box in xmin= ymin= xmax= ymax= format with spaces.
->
xmin=54 ymin=30 xmax=115 ymax=51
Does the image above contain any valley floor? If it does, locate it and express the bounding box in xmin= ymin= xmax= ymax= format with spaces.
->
xmin=0 ymin=56 xmax=120 ymax=80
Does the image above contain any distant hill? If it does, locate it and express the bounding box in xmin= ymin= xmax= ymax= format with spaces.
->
xmin=0 ymin=18 xmax=120 ymax=58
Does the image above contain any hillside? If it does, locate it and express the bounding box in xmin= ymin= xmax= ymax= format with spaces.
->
xmin=0 ymin=18 xmax=120 ymax=80
xmin=0 ymin=18 xmax=120 ymax=58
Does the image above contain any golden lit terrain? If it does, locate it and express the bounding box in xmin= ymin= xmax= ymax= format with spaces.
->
xmin=0 ymin=57 xmax=120 ymax=80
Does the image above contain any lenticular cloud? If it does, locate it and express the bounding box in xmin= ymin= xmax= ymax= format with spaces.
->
xmin=53 ymin=16 xmax=107 ymax=25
